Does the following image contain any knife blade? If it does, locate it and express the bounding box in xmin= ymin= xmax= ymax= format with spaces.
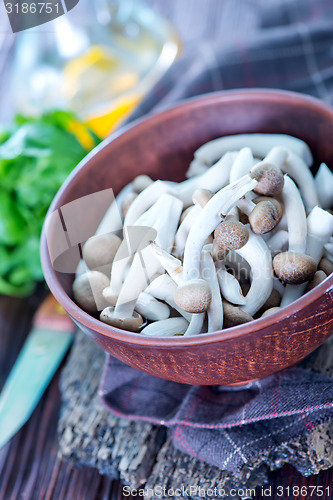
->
xmin=0 ymin=295 xmax=75 ymax=449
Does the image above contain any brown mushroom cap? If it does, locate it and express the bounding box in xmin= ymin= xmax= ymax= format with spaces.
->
xmin=82 ymin=233 xmax=121 ymax=274
xmin=100 ymin=307 xmax=143 ymax=332
xmin=222 ymin=301 xmax=253 ymax=328
xmin=261 ymin=307 xmax=281 ymax=318
xmin=214 ymin=219 xmax=249 ymax=251
xmin=251 ymin=164 xmax=284 ymax=196
xmin=73 ymin=271 xmax=110 ymax=313
xmin=248 ymin=200 xmax=282 ymax=234
xmin=273 ymin=251 xmax=317 ymax=284
xmin=174 ymin=279 xmax=212 ymax=313
xmin=306 ymin=270 xmax=327 ymax=292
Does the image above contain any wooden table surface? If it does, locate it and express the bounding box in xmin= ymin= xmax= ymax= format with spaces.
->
xmin=0 ymin=1 xmax=333 ymax=498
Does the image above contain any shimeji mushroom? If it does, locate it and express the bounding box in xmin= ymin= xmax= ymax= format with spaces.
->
xmin=82 ymin=233 xmax=121 ymax=275
xmin=315 ymin=163 xmax=333 ymax=209
xmin=150 ymin=243 xmax=211 ymax=336
xmin=319 ymin=257 xmax=333 ymax=275
xmin=75 ymin=182 xmax=132 ymax=278
xmin=261 ymin=307 xmax=281 ymax=318
xmin=124 ymin=180 xmax=176 ymax=226
xmin=145 ymin=274 xmax=192 ymax=321
xmin=174 ymin=204 xmax=202 ymax=258
xmin=283 ymin=150 xmax=319 ymax=211
xmin=125 ymin=152 xmax=237 ymax=225
xmin=280 ymin=206 xmax=333 ymax=306
xmin=192 ymin=134 xmax=313 ymax=168
xmin=173 ymin=151 xmax=238 ymax=206
xmin=150 ymin=242 xmax=212 ymax=315
xmin=250 ymin=161 xmax=284 ymax=197
xmin=228 ymin=148 xmax=256 ymax=183
xmin=306 ymin=270 xmax=327 ymax=292
xmin=122 ymin=192 xmax=138 ymax=218
xmin=237 ymin=197 xmax=282 ymax=234
xmin=250 ymin=146 xmax=319 ymax=211
xmin=233 ymin=227 xmax=274 ymax=316
xmin=222 ymin=301 xmax=253 ymax=328
xmin=95 ymin=181 xmax=133 ymax=237
xmin=174 ymin=189 xmax=214 ymax=257
xmin=273 ymin=176 xmax=317 ymax=286
xmin=100 ymin=195 xmax=183 ymax=332
xmin=135 ymin=292 xmax=170 ymax=321
xmin=215 ymin=259 xmax=246 ymax=305
xmin=267 ymin=230 xmax=289 ymax=256
xmin=200 ymin=245 xmax=223 ymax=332
xmin=182 ymin=174 xmax=258 ymax=281
xmin=105 ymin=193 xmax=181 ymax=304
xmin=140 ymin=317 xmax=189 ymax=337
xmin=132 ymin=174 xmax=153 ymax=193
xmin=73 ymin=270 xmax=110 ymax=313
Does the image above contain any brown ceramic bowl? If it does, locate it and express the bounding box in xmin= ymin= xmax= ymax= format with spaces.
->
xmin=41 ymin=89 xmax=333 ymax=385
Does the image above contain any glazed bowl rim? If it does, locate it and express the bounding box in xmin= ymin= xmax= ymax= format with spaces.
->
xmin=40 ymin=88 xmax=333 ymax=347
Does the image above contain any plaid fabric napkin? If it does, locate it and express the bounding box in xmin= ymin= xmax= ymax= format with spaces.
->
xmin=100 ymin=0 xmax=333 ymax=474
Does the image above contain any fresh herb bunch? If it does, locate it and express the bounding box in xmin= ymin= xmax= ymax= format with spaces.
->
xmin=0 ymin=110 xmax=101 ymax=297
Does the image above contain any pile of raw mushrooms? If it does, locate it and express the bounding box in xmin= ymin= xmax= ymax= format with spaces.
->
xmin=73 ymin=134 xmax=333 ymax=337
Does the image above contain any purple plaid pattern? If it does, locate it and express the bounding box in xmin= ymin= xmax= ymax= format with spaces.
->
xmin=100 ymin=0 xmax=333 ymax=474
xmin=100 ymin=359 xmax=333 ymax=473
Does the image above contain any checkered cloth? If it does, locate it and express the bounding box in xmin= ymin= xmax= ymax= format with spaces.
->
xmin=100 ymin=0 xmax=333 ymax=474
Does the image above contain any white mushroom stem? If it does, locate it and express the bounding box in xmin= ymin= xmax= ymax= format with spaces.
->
xmin=193 ymin=134 xmax=313 ymax=167
xmin=112 ymin=195 xmax=183 ymax=318
xmin=140 ymin=317 xmax=189 ymax=337
xmin=229 ymin=147 xmax=255 ymax=183
xmin=267 ymin=230 xmax=289 ymax=255
xmin=107 ymin=194 xmax=182 ymax=301
xmin=173 ymin=151 xmax=238 ymax=206
xmin=201 ymin=246 xmax=223 ymax=332
xmin=281 ymin=206 xmax=333 ymax=307
xmin=146 ymin=274 xmax=192 ymax=321
xmin=183 ymin=175 xmax=258 ymax=280
xmin=132 ymin=175 xmax=153 ymax=193
xmin=282 ymin=175 xmax=307 ymax=254
xmin=257 ymin=146 xmax=288 ymax=170
xmin=186 ymin=158 xmax=210 ymax=178
xmin=173 ymin=204 xmax=202 ymax=257
xmin=183 ymin=313 xmax=205 ymax=336
xmin=306 ymin=207 xmax=333 ymax=262
xmin=236 ymin=228 xmax=273 ymax=316
xmin=215 ymin=261 xmax=246 ymax=305
xmin=283 ymin=151 xmax=319 ymax=211
xmin=135 ymin=292 xmax=170 ymax=321
xmin=150 ymin=242 xmax=184 ymax=285
xmin=315 ymin=163 xmax=333 ymax=209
